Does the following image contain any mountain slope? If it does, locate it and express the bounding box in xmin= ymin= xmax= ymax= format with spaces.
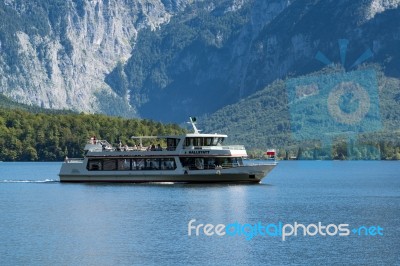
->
xmin=119 ymin=0 xmax=400 ymax=122
xmin=0 ymin=0 xmax=399 ymax=124
xmin=0 ymin=0 xmax=190 ymax=116
xmin=116 ymin=0 xmax=292 ymax=121
xmin=197 ymin=65 xmax=400 ymax=159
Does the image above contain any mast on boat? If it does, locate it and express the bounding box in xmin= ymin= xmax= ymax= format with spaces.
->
xmin=188 ymin=116 xmax=201 ymax=134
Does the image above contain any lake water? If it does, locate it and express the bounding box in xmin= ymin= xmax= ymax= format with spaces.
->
xmin=0 ymin=161 xmax=399 ymax=265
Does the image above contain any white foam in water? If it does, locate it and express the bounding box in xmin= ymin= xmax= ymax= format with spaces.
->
xmin=148 ymin=182 xmax=175 ymax=185
xmin=1 ymin=179 xmax=58 ymax=183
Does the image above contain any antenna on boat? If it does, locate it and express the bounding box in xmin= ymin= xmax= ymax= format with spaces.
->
xmin=188 ymin=116 xmax=201 ymax=134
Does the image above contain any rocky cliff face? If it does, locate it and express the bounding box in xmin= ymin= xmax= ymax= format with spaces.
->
xmin=120 ymin=0 xmax=399 ymax=122
xmin=0 ymin=0 xmax=190 ymax=116
xmin=0 ymin=0 xmax=398 ymax=122
xmin=365 ymin=0 xmax=400 ymax=20
xmin=118 ymin=0 xmax=293 ymax=122
xmin=244 ymin=0 xmax=400 ymax=92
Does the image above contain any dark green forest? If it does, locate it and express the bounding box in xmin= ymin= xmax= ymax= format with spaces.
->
xmin=0 ymin=94 xmax=398 ymax=161
xmin=0 ymin=107 xmax=185 ymax=161
xmin=200 ymin=66 xmax=400 ymax=160
xmin=1 ymin=65 xmax=399 ymax=161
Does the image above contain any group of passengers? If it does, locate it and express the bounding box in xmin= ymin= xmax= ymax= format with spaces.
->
xmin=90 ymin=136 xmax=167 ymax=152
xmin=147 ymin=144 xmax=163 ymax=151
xmin=117 ymin=142 xmax=163 ymax=151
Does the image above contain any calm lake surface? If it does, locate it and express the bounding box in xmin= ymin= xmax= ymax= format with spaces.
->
xmin=0 ymin=161 xmax=399 ymax=265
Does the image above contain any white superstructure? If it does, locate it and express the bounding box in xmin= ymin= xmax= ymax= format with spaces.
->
xmin=59 ymin=118 xmax=277 ymax=183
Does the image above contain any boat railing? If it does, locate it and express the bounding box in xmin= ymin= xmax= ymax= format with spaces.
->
xmin=64 ymin=158 xmax=84 ymax=163
xmin=85 ymin=139 xmax=114 ymax=152
xmin=221 ymin=145 xmax=246 ymax=150
xmin=245 ymin=160 xmax=278 ymax=166
xmin=185 ymin=145 xmax=246 ymax=150
xmin=221 ymin=162 xmax=241 ymax=168
xmin=121 ymin=146 xmax=175 ymax=152
xmin=184 ymin=162 xmax=241 ymax=170
xmin=87 ymin=139 xmax=110 ymax=145
xmin=87 ymin=135 xmax=181 ymax=152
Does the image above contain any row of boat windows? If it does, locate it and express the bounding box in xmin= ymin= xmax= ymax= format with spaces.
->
xmin=87 ymin=158 xmax=176 ymax=171
xmin=86 ymin=156 xmax=243 ymax=171
xmin=180 ymin=157 xmax=243 ymax=170
xmin=184 ymin=137 xmax=224 ymax=147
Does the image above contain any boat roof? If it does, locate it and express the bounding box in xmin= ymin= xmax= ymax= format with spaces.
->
xmin=131 ymin=132 xmax=227 ymax=140
xmin=131 ymin=117 xmax=227 ymax=139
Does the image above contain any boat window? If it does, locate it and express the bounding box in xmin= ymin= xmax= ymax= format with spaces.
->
xmin=185 ymin=137 xmax=207 ymax=147
xmin=185 ymin=137 xmax=223 ymax=147
xmin=211 ymin=137 xmax=225 ymax=145
xmin=206 ymin=158 xmax=216 ymax=169
xmin=220 ymin=157 xmax=242 ymax=168
xmin=195 ymin=158 xmax=204 ymax=169
xmin=87 ymin=159 xmax=116 ymax=171
xmin=87 ymin=159 xmax=102 ymax=171
xmin=235 ymin=157 xmax=244 ymax=166
xmin=212 ymin=138 xmax=219 ymax=145
xmin=199 ymin=138 xmax=205 ymax=146
xmin=185 ymin=138 xmax=192 ymax=147
xmin=180 ymin=157 xmax=194 ymax=169
xmin=193 ymin=138 xmax=202 ymax=146
xmin=161 ymin=158 xmax=176 ymax=170
xmin=118 ymin=159 xmax=131 ymax=170
xmin=103 ymin=159 xmax=117 ymax=171
xmin=148 ymin=159 xmax=160 ymax=170
xmin=135 ymin=159 xmax=145 ymax=170
xmin=179 ymin=157 xmax=242 ymax=170
xmin=167 ymin=138 xmax=179 ymax=151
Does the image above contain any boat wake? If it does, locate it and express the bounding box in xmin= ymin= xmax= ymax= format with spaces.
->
xmin=1 ymin=179 xmax=59 ymax=183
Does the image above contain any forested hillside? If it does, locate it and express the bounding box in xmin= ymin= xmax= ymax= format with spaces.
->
xmin=0 ymin=108 xmax=184 ymax=161
xmin=199 ymin=65 xmax=400 ymax=160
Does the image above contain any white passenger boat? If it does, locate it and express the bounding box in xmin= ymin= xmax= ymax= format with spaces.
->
xmin=59 ymin=118 xmax=277 ymax=183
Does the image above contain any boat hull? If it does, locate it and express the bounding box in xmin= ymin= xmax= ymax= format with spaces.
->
xmin=59 ymin=164 xmax=276 ymax=183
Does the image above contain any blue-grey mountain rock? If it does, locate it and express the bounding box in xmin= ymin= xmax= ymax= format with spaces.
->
xmin=0 ymin=0 xmax=399 ymax=122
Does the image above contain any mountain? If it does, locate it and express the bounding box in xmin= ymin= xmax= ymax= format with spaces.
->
xmin=0 ymin=0 xmax=192 ymax=117
xmin=0 ymin=93 xmax=75 ymax=114
xmin=118 ymin=0 xmax=400 ymax=122
xmin=197 ymin=65 xmax=400 ymax=159
xmin=115 ymin=0 xmax=292 ymax=121
xmin=0 ymin=0 xmax=399 ymax=124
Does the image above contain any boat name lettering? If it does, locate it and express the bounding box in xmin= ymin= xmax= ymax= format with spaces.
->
xmin=187 ymin=150 xmax=210 ymax=154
